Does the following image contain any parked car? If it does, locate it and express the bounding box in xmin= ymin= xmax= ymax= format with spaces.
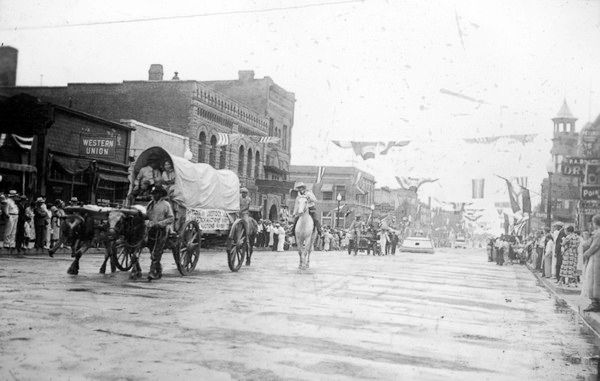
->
xmin=453 ymin=236 xmax=467 ymax=249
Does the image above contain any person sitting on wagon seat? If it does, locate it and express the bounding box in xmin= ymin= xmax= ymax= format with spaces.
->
xmin=146 ymin=184 xmax=174 ymax=280
xmin=292 ymin=182 xmax=322 ymax=236
xmin=237 ymin=187 xmax=251 ymax=237
xmin=133 ymin=163 xmax=161 ymax=196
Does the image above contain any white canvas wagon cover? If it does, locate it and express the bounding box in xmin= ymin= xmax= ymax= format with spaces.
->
xmin=134 ymin=146 xmax=240 ymax=212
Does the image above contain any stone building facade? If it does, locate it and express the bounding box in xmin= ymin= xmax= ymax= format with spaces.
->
xmin=0 ymin=66 xmax=295 ymax=219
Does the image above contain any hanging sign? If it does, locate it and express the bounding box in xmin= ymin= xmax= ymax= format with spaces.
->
xmin=581 ymin=186 xmax=600 ymax=200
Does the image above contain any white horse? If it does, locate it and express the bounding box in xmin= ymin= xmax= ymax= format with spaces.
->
xmin=294 ymin=196 xmax=318 ymax=270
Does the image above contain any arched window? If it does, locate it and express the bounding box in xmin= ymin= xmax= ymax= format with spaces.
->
xmin=219 ymin=146 xmax=227 ymax=169
xmin=254 ymin=151 xmax=260 ymax=179
xmin=238 ymin=145 xmax=245 ymax=175
xmin=198 ymin=131 xmax=206 ymax=163
xmin=246 ymin=148 xmax=253 ymax=177
xmin=209 ymin=135 xmax=217 ymax=167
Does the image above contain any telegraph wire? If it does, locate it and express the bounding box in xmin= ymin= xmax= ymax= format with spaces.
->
xmin=1 ymin=0 xmax=364 ymax=31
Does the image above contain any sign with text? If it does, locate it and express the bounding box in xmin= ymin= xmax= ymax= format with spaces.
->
xmin=581 ymin=200 xmax=600 ymax=215
xmin=186 ymin=208 xmax=232 ymax=231
xmin=562 ymin=158 xmax=600 ymax=177
xmin=581 ymin=186 xmax=600 ymax=200
xmin=80 ymin=135 xmax=116 ymax=159
xmin=586 ymin=164 xmax=600 ymax=185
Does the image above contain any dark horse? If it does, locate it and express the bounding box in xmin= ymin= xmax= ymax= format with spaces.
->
xmin=106 ymin=208 xmax=148 ymax=279
xmin=48 ymin=212 xmax=113 ymax=275
xmin=226 ymin=217 xmax=258 ymax=266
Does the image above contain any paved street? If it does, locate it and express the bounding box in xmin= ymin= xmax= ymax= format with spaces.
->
xmin=1 ymin=247 xmax=599 ymax=380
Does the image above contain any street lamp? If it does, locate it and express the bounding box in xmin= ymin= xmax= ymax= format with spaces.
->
xmin=336 ymin=193 xmax=342 ymax=228
xmin=546 ymin=160 xmax=555 ymax=229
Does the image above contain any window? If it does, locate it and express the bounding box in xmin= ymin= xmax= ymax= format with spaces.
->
xmin=246 ymin=148 xmax=253 ymax=177
xmin=321 ymin=211 xmax=332 ymax=227
xmin=283 ymin=125 xmax=288 ymax=150
xmin=238 ymin=145 xmax=245 ymax=175
xmin=209 ymin=135 xmax=217 ymax=167
xmin=266 ymin=155 xmax=271 ymax=166
xmin=269 ymin=118 xmax=274 ymax=136
xmin=219 ymin=146 xmax=227 ymax=169
xmin=198 ymin=132 xmax=206 ymax=163
xmin=335 ymin=185 xmax=346 ymax=201
xmin=322 ymin=191 xmax=333 ymax=201
xmin=254 ymin=151 xmax=260 ymax=179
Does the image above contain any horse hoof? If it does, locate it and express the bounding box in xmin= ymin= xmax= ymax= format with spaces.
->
xmin=99 ymin=267 xmax=106 ymax=274
xmin=67 ymin=268 xmax=78 ymax=275
xmin=129 ymin=272 xmax=142 ymax=280
xmin=245 ymin=260 xmax=251 ymax=266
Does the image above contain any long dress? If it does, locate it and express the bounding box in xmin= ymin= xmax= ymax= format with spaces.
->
xmin=560 ymin=233 xmax=580 ymax=279
xmin=583 ymin=230 xmax=600 ymax=300
xmin=543 ymin=240 xmax=554 ymax=278
xmin=277 ymin=227 xmax=285 ymax=252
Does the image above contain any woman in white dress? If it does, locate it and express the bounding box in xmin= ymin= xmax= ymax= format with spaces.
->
xmin=276 ymin=224 xmax=286 ymax=252
xmin=543 ymin=234 xmax=554 ymax=278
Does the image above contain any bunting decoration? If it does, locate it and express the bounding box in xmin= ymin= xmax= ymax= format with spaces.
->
xmin=332 ymin=140 xmax=411 ymax=160
xmin=395 ymin=176 xmax=439 ymax=192
xmin=315 ymin=166 xmax=325 ymax=184
xmin=215 ymin=133 xmax=279 ymax=146
xmin=254 ymin=136 xmax=280 ymax=144
xmin=12 ymin=134 xmax=33 ymax=150
xmin=471 ymin=178 xmax=485 ymax=199
xmin=463 ymin=134 xmax=537 ymax=145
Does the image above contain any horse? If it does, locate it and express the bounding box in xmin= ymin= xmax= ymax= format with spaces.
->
xmin=106 ymin=208 xmax=148 ymax=279
xmin=294 ymin=196 xmax=318 ymax=270
xmin=226 ymin=215 xmax=258 ymax=266
xmin=49 ymin=212 xmax=113 ymax=275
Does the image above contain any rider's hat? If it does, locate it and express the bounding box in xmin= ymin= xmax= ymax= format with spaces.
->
xmin=7 ymin=190 xmax=18 ymax=198
xmin=295 ymin=182 xmax=307 ymax=190
xmin=240 ymin=187 xmax=249 ymax=193
xmin=150 ymin=184 xmax=168 ymax=197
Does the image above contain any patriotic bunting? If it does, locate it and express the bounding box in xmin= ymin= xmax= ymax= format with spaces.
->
xmin=395 ymin=176 xmax=439 ymax=192
xmin=12 ymin=134 xmax=33 ymax=150
xmin=332 ymin=140 xmax=411 ymax=160
xmin=496 ymin=175 xmax=521 ymax=213
xmin=471 ymin=178 xmax=485 ymax=199
xmin=463 ymin=134 xmax=537 ymax=144
xmin=255 ymin=136 xmax=280 ymax=144
xmin=215 ymin=133 xmax=278 ymax=146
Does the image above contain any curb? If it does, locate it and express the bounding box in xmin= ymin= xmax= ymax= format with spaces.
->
xmin=525 ymin=263 xmax=600 ymax=338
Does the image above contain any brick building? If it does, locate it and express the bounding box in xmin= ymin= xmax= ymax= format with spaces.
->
xmin=289 ymin=165 xmax=375 ymax=228
xmin=373 ymin=187 xmax=418 ymax=223
xmin=0 ymin=93 xmax=132 ymax=203
xmin=540 ymin=100 xmax=580 ymax=223
xmin=0 ymin=66 xmax=296 ymax=219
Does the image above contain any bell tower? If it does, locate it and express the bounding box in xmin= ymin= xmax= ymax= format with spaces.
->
xmin=551 ymin=99 xmax=578 ymax=172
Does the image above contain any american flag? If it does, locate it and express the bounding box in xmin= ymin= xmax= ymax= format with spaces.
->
xmin=315 ymin=166 xmax=325 ymax=183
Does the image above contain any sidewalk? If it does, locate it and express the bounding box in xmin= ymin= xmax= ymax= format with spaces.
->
xmin=526 ymin=263 xmax=600 ymax=337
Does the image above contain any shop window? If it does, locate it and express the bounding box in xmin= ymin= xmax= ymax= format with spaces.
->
xmin=254 ymin=151 xmax=260 ymax=179
xmin=323 ymin=191 xmax=333 ymax=201
xmin=219 ymin=146 xmax=227 ymax=169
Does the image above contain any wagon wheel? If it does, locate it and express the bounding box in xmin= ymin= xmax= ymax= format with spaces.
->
xmin=228 ymin=226 xmax=247 ymax=272
xmin=110 ymin=240 xmax=139 ymax=271
xmin=174 ymin=220 xmax=201 ymax=276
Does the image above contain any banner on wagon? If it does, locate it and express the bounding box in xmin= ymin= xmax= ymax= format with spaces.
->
xmin=186 ymin=208 xmax=232 ymax=231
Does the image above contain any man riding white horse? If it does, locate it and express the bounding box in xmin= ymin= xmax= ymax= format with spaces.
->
xmin=292 ymin=182 xmax=322 ymax=237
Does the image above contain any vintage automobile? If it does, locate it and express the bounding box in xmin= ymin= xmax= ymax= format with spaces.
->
xmin=399 ymin=236 xmax=435 ymax=254
xmin=453 ymin=235 xmax=468 ymax=249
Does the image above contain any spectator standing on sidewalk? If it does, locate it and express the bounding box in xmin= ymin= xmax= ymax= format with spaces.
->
xmin=543 ymin=234 xmax=554 ymax=278
xmin=578 ymin=231 xmax=590 ymax=282
xmin=554 ymin=224 xmax=566 ymax=282
xmin=33 ymin=197 xmax=48 ymax=251
xmin=559 ymin=226 xmax=579 ymax=286
xmin=582 ymin=215 xmax=600 ymax=312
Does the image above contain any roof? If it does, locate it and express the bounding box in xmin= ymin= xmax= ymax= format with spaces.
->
xmin=553 ymin=99 xmax=576 ymax=120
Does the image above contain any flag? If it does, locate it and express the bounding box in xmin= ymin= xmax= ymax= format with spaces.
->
xmin=396 ymin=176 xmax=439 ymax=192
xmin=512 ymin=176 xmax=528 ymax=189
xmin=315 ymin=166 xmax=325 ymax=184
xmin=354 ymin=171 xmax=362 ymax=185
xmin=332 ymin=140 xmax=410 ymax=160
xmin=504 ymin=213 xmax=510 ymax=235
xmin=256 ymin=136 xmax=280 ymax=144
xmin=496 ymin=175 xmax=521 ymax=213
xmin=471 ymin=178 xmax=484 ymax=199
xmin=521 ymin=188 xmax=531 ymax=214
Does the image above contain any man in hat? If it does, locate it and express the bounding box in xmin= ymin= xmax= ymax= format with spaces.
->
xmin=33 ymin=197 xmax=49 ymax=251
xmin=133 ymin=162 xmax=161 ymax=197
xmin=238 ymin=187 xmax=251 ymax=235
xmin=146 ymin=184 xmax=174 ymax=280
xmin=2 ymin=190 xmax=19 ymax=251
xmin=348 ymin=215 xmax=365 ymax=255
xmin=292 ymin=182 xmax=322 ymax=237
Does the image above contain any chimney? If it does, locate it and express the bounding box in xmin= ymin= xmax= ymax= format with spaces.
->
xmin=0 ymin=45 xmax=18 ymax=86
xmin=148 ymin=64 xmax=163 ymax=81
xmin=172 ymin=71 xmax=179 ymax=80
xmin=238 ymin=70 xmax=255 ymax=81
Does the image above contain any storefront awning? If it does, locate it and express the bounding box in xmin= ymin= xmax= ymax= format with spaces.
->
xmin=0 ymin=161 xmax=37 ymax=173
xmin=98 ymin=172 xmax=130 ymax=183
xmin=320 ymin=184 xmax=334 ymax=192
xmin=263 ymin=165 xmax=288 ymax=175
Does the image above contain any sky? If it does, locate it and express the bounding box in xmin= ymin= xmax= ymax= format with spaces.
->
xmin=2 ymin=0 xmax=600 ymax=217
